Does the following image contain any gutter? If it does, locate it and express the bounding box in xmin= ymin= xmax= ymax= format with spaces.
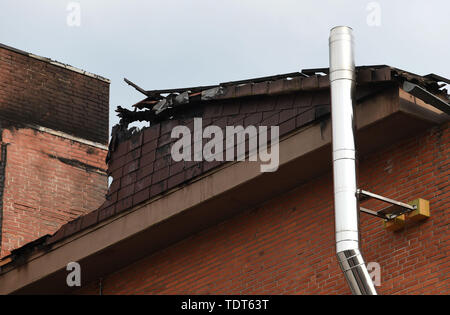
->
xmin=402 ymin=81 xmax=450 ymax=115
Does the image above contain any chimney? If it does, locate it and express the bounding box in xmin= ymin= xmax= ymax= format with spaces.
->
xmin=329 ymin=26 xmax=377 ymax=295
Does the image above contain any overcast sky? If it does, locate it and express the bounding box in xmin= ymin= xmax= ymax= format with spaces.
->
xmin=1 ymin=0 xmax=449 ymax=131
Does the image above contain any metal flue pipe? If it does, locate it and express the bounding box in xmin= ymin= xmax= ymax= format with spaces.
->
xmin=329 ymin=26 xmax=377 ymax=295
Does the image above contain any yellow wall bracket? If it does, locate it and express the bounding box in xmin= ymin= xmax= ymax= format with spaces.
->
xmin=384 ymin=198 xmax=430 ymax=231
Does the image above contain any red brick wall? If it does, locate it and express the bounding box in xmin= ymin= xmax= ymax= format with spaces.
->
xmin=0 ymin=45 xmax=109 ymax=257
xmin=0 ymin=127 xmax=107 ymax=257
xmin=0 ymin=46 xmax=109 ymax=144
xmin=77 ymin=122 xmax=449 ymax=295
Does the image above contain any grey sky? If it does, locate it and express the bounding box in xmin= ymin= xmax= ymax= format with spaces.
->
xmin=1 ymin=0 xmax=449 ymax=132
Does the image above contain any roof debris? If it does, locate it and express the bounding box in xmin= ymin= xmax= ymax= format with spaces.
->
xmin=118 ymin=66 xmax=449 ymax=128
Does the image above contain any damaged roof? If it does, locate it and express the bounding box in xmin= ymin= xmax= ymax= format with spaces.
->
xmin=1 ymin=65 xmax=449 ymax=270
xmin=116 ymin=65 xmax=449 ymax=129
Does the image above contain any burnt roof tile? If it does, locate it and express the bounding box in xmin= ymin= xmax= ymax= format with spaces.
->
xmin=80 ymin=210 xmax=99 ymax=230
xmin=150 ymin=180 xmax=168 ymax=198
xmin=167 ymin=172 xmax=185 ymax=190
xmin=133 ymin=188 xmax=150 ymax=207
xmin=116 ymin=196 xmax=133 ymax=214
xmin=203 ymin=104 xmax=223 ymax=118
xmin=123 ymin=160 xmax=140 ymax=175
xmin=222 ymin=100 xmax=240 ymax=116
xmin=46 ymin=224 xmax=67 ymax=245
xmin=118 ymin=184 xmax=135 ymax=201
xmin=109 ymin=177 xmax=121 ymax=193
xmin=108 ymin=155 xmax=126 ymax=173
xmin=293 ymin=92 xmax=313 ymax=108
xmin=240 ymin=98 xmax=258 ymax=114
xmin=125 ymin=147 xmax=141 ymax=164
xmin=160 ymin=119 xmax=180 ymax=135
xmin=98 ymin=205 xmax=116 ymax=222
xmin=315 ymin=105 xmax=331 ymax=119
xmin=155 ymin=144 xmax=171 ymax=159
xmin=158 ymin=132 xmax=173 ymax=147
xmin=142 ymin=140 xmax=158 ymax=155
xmin=152 ymin=167 xmax=169 ymax=185
xmin=227 ymin=114 xmax=245 ymax=126
xmin=261 ymin=112 xmax=280 ymax=127
xmin=135 ymin=175 xmax=152 ymax=193
xmin=279 ymin=109 xmax=297 ymax=124
xmin=121 ymin=172 xmax=137 ymax=188
xmin=311 ymin=90 xmax=331 ymax=106
xmin=296 ymin=108 xmax=315 ymax=128
xmin=277 ymin=94 xmax=295 ymax=110
xmin=141 ymin=151 xmax=156 ymax=167
xmin=63 ymin=218 xmax=82 ymax=238
xmin=129 ymin=132 xmax=143 ymax=151
xmin=169 ymin=161 xmax=185 ymax=177
xmin=110 ymin=165 xmax=123 ymax=179
xmin=138 ymin=163 xmax=154 ymax=182
xmin=279 ymin=117 xmax=296 ymax=136
xmin=104 ymin=191 xmax=118 ymax=207
xmin=185 ymin=164 xmax=202 ymax=181
xmin=203 ymin=160 xmax=223 ymax=172
xmin=244 ymin=112 xmax=263 ymax=127
xmin=115 ymin=140 xmax=130 ymax=158
xmin=143 ymin=124 xmax=160 ymax=143
xmin=154 ymin=156 xmax=170 ymax=172
xmin=257 ymin=97 xmax=275 ymax=112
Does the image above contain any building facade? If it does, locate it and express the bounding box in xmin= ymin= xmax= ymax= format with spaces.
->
xmin=0 ymin=65 xmax=448 ymax=295
xmin=0 ymin=44 xmax=110 ymax=258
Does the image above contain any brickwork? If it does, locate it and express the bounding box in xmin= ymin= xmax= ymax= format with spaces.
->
xmin=0 ymin=127 xmax=107 ymax=257
xmin=0 ymin=45 xmax=109 ymax=257
xmin=0 ymin=46 xmax=109 ymax=144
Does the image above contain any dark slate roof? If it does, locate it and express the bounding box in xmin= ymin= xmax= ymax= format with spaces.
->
xmin=117 ymin=65 xmax=448 ymax=126
xmin=3 ymin=65 xmax=449 ymax=262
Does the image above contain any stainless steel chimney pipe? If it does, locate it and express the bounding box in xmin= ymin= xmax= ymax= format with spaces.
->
xmin=329 ymin=26 xmax=377 ymax=295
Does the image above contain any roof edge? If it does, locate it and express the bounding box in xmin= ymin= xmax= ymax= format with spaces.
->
xmin=0 ymin=43 xmax=110 ymax=84
xmin=121 ymin=66 xmax=448 ymax=128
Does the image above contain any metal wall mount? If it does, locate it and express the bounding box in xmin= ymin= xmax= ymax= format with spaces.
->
xmin=357 ymin=189 xmax=417 ymax=221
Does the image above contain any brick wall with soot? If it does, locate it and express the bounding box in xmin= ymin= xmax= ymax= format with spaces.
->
xmin=0 ymin=46 xmax=110 ymax=257
xmin=0 ymin=46 xmax=109 ymax=144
